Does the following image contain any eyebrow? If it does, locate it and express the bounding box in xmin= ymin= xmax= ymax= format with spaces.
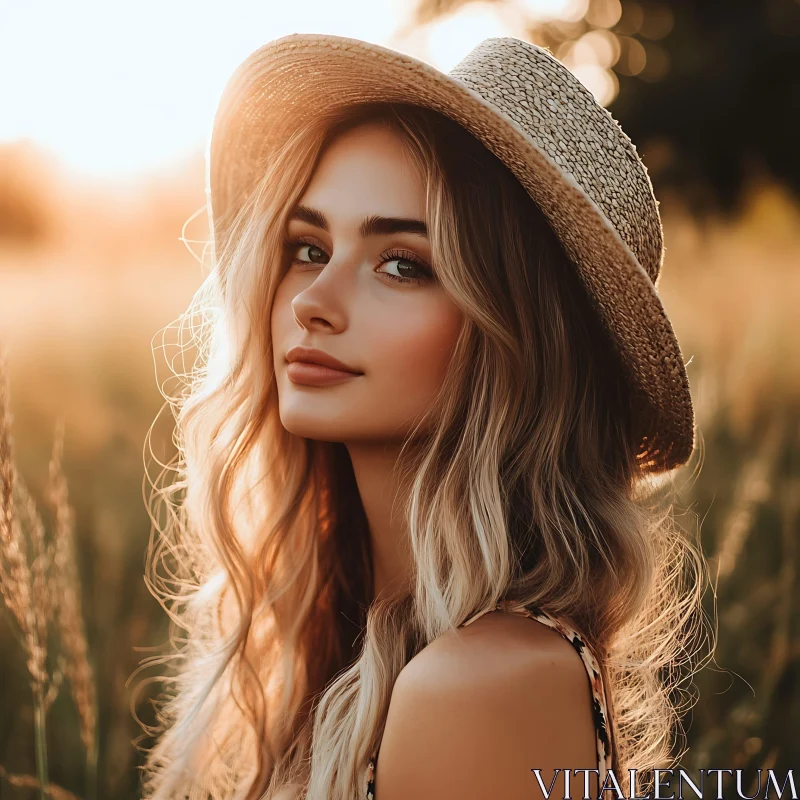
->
xmin=289 ymin=204 xmax=428 ymax=238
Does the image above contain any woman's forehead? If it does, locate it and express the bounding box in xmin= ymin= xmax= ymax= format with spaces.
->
xmin=297 ymin=124 xmax=428 ymax=226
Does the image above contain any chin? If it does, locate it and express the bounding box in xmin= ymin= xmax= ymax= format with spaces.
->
xmin=276 ymin=392 xmax=428 ymax=444
xmin=278 ymin=410 xmax=415 ymax=445
xmin=277 ymin=405 xmax=358 ymax=443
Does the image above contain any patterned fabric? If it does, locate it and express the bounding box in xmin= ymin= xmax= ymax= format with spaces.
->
xmin=365 ymin=600 xmax=613 ymax=799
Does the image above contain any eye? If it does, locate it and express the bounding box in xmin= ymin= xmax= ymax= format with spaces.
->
xmin=286 ymin=238 xmax=329 ymax=265
xmin=376 ymin=249 xmax=434 ymax=285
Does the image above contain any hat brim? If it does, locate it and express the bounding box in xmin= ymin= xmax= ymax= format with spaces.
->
xmin=207 ymin=33 xmax=695 ymax=473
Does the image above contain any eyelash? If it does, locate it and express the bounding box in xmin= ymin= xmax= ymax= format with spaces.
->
xmin=284 ymin=237 xmax=433 ymax=285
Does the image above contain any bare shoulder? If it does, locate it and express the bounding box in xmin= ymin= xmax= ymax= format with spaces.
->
xmin=374 ymin=610 xmax=599 ymax=800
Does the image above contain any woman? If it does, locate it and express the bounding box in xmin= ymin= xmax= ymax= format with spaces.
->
xmin=140 ymin=34 xmax=709 ymax=800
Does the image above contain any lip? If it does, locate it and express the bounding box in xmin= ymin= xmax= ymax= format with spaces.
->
xmin=285 ymin=345 xmax=363 ymax=387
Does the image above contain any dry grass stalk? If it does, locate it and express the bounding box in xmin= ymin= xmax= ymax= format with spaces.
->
xmin=711 ymin=411 xmax=786 ymax=581
xmin=47 ymin=416 xmax=98 ymax=759
xmin=0 ymin=765 xmax=82 ymax=800
xmin=1 ymin=351 xmax=100 ymax=796
xmin=15 ymin=479 xmax=53 ymax=694
xmin=0 ymin=348 xmax=54 ymax=796
xmin=0 ymin=349 xmax=52 ymax=693
xmin=0 ymin=349 xmax=34 ymax=643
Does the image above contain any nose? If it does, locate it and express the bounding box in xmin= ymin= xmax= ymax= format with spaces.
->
xmin=290 ymin=256 xmax=353 ymax=333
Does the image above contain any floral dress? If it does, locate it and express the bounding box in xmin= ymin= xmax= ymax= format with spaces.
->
xmin=365 ymin=600 xmax=614 ymax=799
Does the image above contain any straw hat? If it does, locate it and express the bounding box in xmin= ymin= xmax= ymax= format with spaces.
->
xmin=206 ymin=33 xmax=695 ymax=474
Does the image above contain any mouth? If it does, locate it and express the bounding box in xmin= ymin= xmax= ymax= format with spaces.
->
xmin=285 ymin=345 xmax=363 ymax=387
xmin=286 ymin=362 xmax=363 ymax=386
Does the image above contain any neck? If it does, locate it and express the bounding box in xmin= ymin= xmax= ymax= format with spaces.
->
xmin=345 ymin=440 xmax=414 ymax=602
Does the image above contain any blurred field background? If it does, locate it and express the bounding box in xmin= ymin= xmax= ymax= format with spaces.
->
xmin=0 ymin=0 xmax=798 ymax=798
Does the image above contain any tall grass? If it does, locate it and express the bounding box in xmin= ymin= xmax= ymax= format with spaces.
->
xmin=0 ymin=353 xmax=97 ymax=799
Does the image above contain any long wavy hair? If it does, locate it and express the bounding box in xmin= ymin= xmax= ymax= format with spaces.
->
xmin=137 ymin=100 xmax=712 ymax=800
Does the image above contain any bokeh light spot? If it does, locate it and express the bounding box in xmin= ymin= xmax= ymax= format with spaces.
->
xmin=585 ymin=0 xmax=623 ymax=29
xmin=424 ymin=2 xmax=518 ymax=71
xmin=640 ymin=42 xmax=670 ymax=81
xmin=639 ymin=3 xmax=674 ymax=40
xmin=519 ymin=0 xmax=590 ymax=23
xmin=616 ymin=35 xmax=647 ymax=76
xmin=570 ymin=63 xmax=619 ymax=105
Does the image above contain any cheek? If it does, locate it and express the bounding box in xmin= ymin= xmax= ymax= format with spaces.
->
xmin=370 ymin=294 xmax=463 ymax=398
xmin=270 ymin=281 xmax=293 ymax=360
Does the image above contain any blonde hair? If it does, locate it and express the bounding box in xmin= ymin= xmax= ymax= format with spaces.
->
xmin=138 ymin=101 xmax=711 ymax=799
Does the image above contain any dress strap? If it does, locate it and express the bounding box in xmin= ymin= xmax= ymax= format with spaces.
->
xmin=460 ymin=599 xmax=506 ymax=627
xmin=499 ymin=600 xmax=614 ymax=787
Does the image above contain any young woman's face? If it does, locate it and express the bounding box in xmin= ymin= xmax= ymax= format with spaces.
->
xmin=271 ymin=121 xmax=464 ymax=444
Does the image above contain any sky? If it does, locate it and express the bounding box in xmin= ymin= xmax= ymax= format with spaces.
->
xmin=0 ymin=0 xmax=585 ymax=181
